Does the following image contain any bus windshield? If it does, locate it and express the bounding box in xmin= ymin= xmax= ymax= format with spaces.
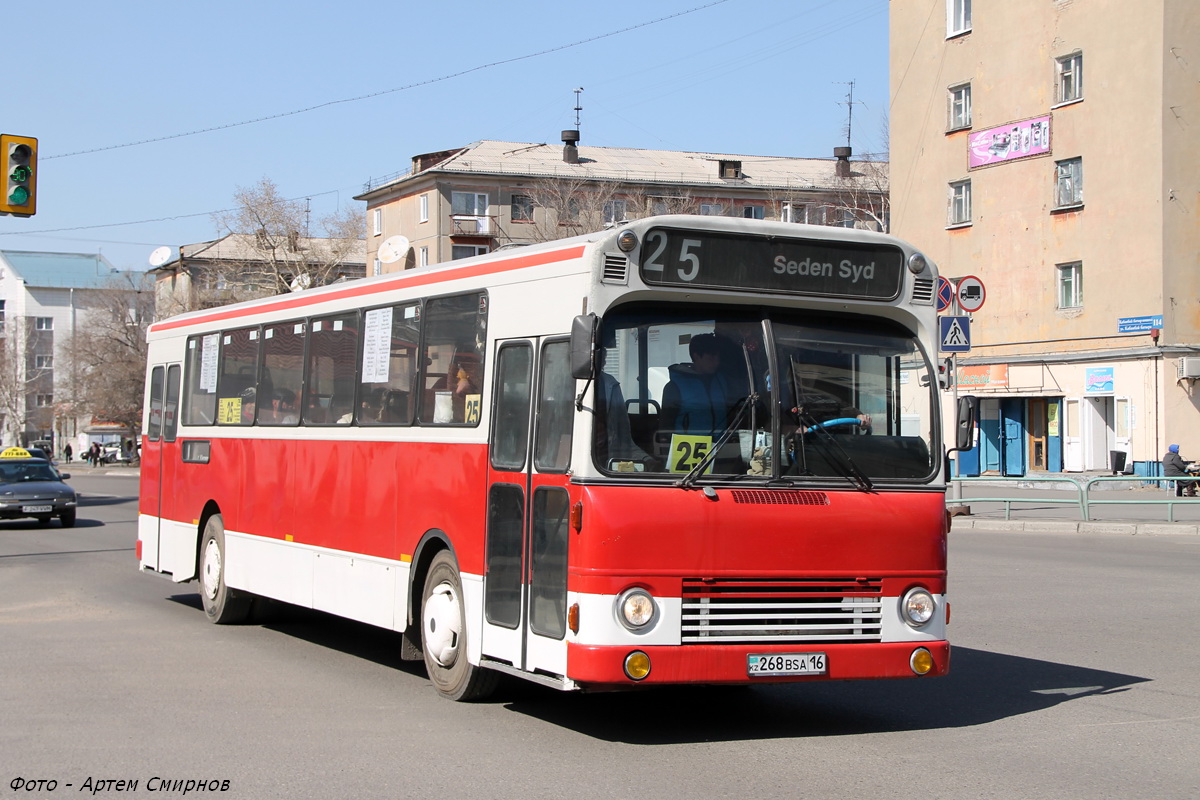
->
xmin=595 ymin=306 xmax=938 ymax=483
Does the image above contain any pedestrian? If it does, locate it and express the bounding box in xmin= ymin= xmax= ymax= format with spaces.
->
xmin=63 ymin=443 xmax=73 ymax=464
xmin=1162 ymin=444 xmax=1194 ymax=497
xmin=89 ymin=442 xmax=101 ymax=467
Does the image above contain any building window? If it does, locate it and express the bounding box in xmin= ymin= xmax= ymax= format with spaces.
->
xmin=451 ymin=192 xmax=488 ymax=217
xmin=1057 ymin=262 xmax=1083 ymax=308
xmin=35 ymin=317 xmax=53 ymax=331
xmin=947 ymin=0 xmax=971 ymax=37
xmin=36 ymin=394 xmax=53 ymax=407
xmin=602 ymin=200 xmax=627 ymax=224
xmin=419 ymin=194 xmax=429 ymax=223
xmin=949 ymin=180 xmax=972 ymax=225
xmin=511 ymin=194 xmax=534 ymax=222
xmin=373 ymin=259 xmax=382 ymax=276
xmin=1056 ymin=52 xmax=1083 ymax=104
xmin=718 ymin=160 xmax=742 ymax=179
xmin=699 ymin=203 xmax=725 ymax=216
xmin=742 ymin=205 xmax=764 ymax=220
xmin=35 ymin=355 xmax=53 ymax=369
xmin=419 ymin=247 xmax=429 ymax=267
xmin=948 ymin=83 xmax=972 ymax=130
xmin=1055 ymin=157 xmax=1083 ymax=207
xmin=452 ymin=244 xmax=489 ymax=261
xmin=372 ymin=208 xmax=382 ymax=236
xmin=781 ymin=202 xmax=806 ymax=223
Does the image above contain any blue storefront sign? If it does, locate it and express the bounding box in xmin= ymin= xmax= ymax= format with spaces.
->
xmin=1117 ymin=315 xmax=1163 ymax=333
xmin=1085 ymin=366 xmax=1115 ymax=394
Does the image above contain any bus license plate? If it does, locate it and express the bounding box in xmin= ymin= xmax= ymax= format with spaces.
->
xmin=747 ymin=653 xmax=827 ymax=677
xmin=22 ymin=505 xmax=52 ymax=513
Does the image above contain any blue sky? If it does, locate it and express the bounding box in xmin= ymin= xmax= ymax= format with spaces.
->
xmin=1 ymin=0 xmax=889 ymax=272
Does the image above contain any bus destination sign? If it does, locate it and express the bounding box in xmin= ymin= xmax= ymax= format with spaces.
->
xmin=639 ymin=228 xmax=905 ymax=301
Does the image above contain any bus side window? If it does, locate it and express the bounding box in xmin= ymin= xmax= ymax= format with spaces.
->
xmin=307 ymin=313 xmax=359 ymax=425
xmin=358 ymin=303 xmax=420 ymax=426
xmin=419 ymin=293 xmax=487 ymax=425
xmin=215 ymin=327 xmax=260 ymax=425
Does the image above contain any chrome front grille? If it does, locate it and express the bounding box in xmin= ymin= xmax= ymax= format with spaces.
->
xmin=681 ymin=577 xmax=883 ymax=644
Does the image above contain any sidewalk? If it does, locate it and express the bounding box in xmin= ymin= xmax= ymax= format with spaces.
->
xmin=950 ymin=470 xmax=1200 ymax=534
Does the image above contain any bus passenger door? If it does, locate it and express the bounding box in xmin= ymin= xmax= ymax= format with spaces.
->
xmin=139 ymin=363 xmax=181 ymax=573
xmin=482 ymin=338 xmax=573 ymax=680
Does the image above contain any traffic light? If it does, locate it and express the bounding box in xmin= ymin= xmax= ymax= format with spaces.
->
xmin=0 ymin=134 xmax=37 ymax=217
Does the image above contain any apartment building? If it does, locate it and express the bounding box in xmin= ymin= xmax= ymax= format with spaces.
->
xmin=0 ymin=249 xmax=141 ymax=449
xmin=355 ymin=136 xmax=887 ymax=273
xmin=891 ymin=0 xmax=1200 ymax=475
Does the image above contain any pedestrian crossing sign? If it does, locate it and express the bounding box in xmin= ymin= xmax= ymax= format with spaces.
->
xmin=940 ymin=316 xmax=971 ymax=352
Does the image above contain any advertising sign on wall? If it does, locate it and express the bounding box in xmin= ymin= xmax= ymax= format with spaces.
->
xmin=1085 ymin=367 xmax=1115 ymax=395
xmin=969 ymin=115 xmax=1052 ymax=169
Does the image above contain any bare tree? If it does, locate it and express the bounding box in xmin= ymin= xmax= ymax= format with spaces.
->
xmin=0 ymin=317 xmax=53 ymax=445
xmin=520 ymin=179 xmax=704 ymax=243
xmin=58 ymin=273 xmax=155 ymax=439
xmin=207 ymin=177 xmax=365 ymax=296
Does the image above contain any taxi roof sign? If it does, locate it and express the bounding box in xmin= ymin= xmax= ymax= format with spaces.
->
xmin=0 ymin=446 xmax=33 ymax=459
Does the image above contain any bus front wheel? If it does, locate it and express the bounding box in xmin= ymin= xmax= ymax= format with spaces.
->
xmin=420 ymin=550 xmax=497 ymax=701
xmin=199 ymin=514 xmax=251 ymax=624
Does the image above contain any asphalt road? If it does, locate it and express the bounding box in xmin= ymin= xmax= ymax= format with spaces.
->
xmin=2 ymin=473 xmax=1198 ymax=799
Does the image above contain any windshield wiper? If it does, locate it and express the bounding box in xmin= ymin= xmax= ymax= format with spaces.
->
xmin=792 ymin=408 xmax=874 ymax=491
xmin=678 ymin=393 xmax=754 ymax=488
xmin=679 ymin=342 xmax=761 ymax=489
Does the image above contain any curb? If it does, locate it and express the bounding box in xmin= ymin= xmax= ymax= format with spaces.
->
xmin=952 ymin=517 xmax=1200 ymax=535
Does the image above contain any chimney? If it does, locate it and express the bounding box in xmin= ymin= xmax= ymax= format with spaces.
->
xmin=834 ymin=146 xmax=852 ymax=178
xmin=562 ymin=130 xmax=580 ymax=164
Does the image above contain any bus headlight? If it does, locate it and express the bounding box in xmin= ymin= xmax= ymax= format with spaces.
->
xmin=617 ymin=230 xmax=638 ymax=252
xmin=902 ymin=588 xmax=936 ymax=626
xmin=616 ymin=588 xmax=658 ymax=631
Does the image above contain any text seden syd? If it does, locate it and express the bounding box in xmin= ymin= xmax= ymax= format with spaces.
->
xmin=772 ymin=255 xmax=877 ymax=284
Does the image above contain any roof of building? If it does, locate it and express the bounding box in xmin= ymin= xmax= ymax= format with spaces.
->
xmin=359 ymin=139 xmax=887 ymax=198
xmin=163 ymin=233 xmax=366 ymax=267
xmin=0 ymin=250 xmax=133 ymax=289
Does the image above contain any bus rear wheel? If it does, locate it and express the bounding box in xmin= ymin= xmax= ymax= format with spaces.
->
xmin=199 ymin=514 xmax=251 ymax=624
xmin=421 ymin=550 xmax=497 ymax=701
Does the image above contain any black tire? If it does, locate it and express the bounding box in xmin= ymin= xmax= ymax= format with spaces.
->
xmin=59 ymin=509 xmax=76 ymax=528
xmin=198 ymin=514 xmax=251 ymax=624
xmin=420 ymin=550 xmax=498 ymax=701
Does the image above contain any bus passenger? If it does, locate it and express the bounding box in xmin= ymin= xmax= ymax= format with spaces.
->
xmin=239 ymin=388 xmax=257 ymax=424
xmin=661 ymin=333 xmax=731 ymax=436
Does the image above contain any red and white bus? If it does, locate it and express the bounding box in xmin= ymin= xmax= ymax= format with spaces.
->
xmin=138 ymin=215 xmax=962 ymax=700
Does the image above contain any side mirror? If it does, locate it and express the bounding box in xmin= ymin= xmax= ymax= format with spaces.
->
xmin=570 ymin=313 xmax=599 ymax=379
xmin=954 ymin=395 xmax=977 ymax=452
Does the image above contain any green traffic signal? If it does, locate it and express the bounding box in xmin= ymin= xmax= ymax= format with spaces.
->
xmin=9 ymin=185 xmax=29 ymax=205
xmin=0 ymin=134 xmax=37 ymax=216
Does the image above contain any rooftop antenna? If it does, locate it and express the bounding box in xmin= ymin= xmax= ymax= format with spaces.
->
xmin=836 ymin=80 xmax=862 ymax=148
xmin=573 ymin=87 xmax=584 ymax=128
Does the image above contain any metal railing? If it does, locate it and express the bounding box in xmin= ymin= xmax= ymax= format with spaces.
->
xmin=948 ymin=475 xmax=1199 ymax=522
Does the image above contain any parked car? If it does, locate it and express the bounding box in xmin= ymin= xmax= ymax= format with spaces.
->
xmin=99 ymin=444 xmax=133 ymax=464
xmin=0 ymin=447 xmax=77 ymax=527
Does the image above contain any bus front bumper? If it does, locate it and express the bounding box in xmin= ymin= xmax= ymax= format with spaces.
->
xmin=566 ymin=641 xmax=950 ymax=688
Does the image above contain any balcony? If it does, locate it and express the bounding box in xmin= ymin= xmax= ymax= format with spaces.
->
xmin=449 ymin=215 xmax=498 ymax=239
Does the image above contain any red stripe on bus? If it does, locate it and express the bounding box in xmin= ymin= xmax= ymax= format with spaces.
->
xmin=148 ymin=245 xmax=588 ymax=334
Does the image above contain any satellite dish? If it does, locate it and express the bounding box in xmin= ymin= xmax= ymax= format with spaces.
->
xmin=378 ymin=235 xmax=410 ymax=265
xmin=289 ymin=273 xmax=313 ymax=292
xmin=148 ymin=246 xmax=172 ymax=267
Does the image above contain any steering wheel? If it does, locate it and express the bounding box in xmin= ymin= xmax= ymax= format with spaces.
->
xmin=802 ymin=417 xmax=867 ymax=434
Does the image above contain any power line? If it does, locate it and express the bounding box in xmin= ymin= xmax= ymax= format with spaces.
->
xmin=43 ymin=0 xmax=733 ymax=161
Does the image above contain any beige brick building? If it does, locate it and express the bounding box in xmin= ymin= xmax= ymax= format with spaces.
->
xmin=354 ymin=136 xmax=887 ymax=273
xmin=891 ymin=0 xmax=1200 ymax=475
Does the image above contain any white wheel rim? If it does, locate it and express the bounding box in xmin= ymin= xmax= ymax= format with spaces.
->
xmin=423 ymin=581 xmax=461 ymax=667
xmin=202 ymin=538 xmax=222 ymax=601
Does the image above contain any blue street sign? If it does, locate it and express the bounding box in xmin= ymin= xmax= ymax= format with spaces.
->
xmin=940 ymin=316 xmax=971 ymax=352
xmin=936 ymin=277 xmax=955 ymax=312
xmin=1117 ymin=315 xmax=1163 ymax=333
